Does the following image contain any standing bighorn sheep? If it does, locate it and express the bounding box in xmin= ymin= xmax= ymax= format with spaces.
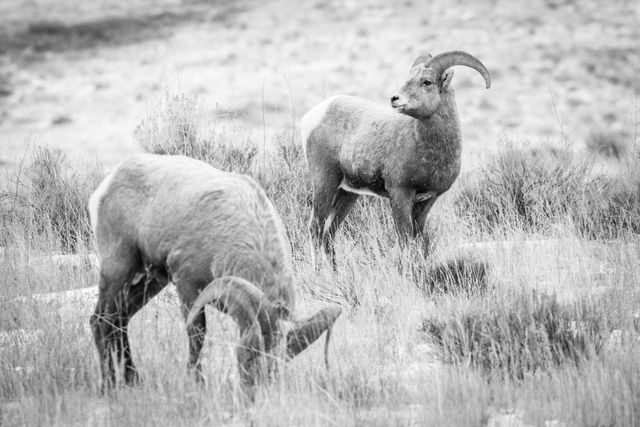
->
xmin=89 ymin=154 xmax=341 ymax=389
xmin=301 ymin=51 xmax=491 ymax=265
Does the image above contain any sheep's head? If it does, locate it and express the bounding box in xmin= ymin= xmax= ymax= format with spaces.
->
xmin=391 ymin=50 xmax=491 ymax=119
xmin=186 ymin=276 xmax=341 ymax=389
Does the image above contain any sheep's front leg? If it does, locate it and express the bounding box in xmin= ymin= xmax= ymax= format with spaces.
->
xmin=388 ymin=187 xmax=416 ymax=246
xmin=176 ymin=282 xmax=207 ymax=383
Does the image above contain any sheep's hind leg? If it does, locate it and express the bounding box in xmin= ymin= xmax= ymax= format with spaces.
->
xmin=308 ymin=171 xmax=343 ymax=269
xmin=91 ymin=259 xmax=167 ymax=389
xmin=323 ymin=189 xmax=359 ymax=270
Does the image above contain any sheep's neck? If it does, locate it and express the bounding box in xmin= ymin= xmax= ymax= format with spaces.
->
xmin=414 ymin=92 xmax=461 ymax=161
xmin=411 ymin=92 xmax=462 ymax=192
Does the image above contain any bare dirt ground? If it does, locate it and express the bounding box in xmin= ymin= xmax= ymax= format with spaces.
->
xmin=0 ymin=0 xmax=638 ymax=166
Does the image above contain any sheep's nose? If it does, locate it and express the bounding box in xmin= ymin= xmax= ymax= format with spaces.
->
xmin=390 ymin=95 xmax=404 ymax=108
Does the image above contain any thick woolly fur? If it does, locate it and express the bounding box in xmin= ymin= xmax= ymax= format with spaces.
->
xmin=89 ymin=154 xmax=302 ymax=388
xmin=301 ymin=86 xmax=463 ymax=263
xmin=303 ymin=93 xmax=462 ymax=198
xmin=91 ymin=154 xmax=295 ymax=308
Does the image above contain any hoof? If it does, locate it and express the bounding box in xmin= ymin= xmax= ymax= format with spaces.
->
xmin=125 ymin=366 xmax=143 ymax=386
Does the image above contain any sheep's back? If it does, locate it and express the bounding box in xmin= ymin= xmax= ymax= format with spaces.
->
xmin=92 ymin=155 xmax=293 ymax=299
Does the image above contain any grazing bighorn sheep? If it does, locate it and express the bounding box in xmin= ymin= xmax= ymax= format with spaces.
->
xmin=89 ymin=154 xmax=341 ymax=389
xmin=301 ymin=51 xmax=491 ymax=265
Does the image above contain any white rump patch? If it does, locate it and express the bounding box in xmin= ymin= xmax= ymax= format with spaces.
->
xmin=88 ymin=167 xmax=118 ymax=236
xmin=300 ymin=96 xmax=339 ymax=158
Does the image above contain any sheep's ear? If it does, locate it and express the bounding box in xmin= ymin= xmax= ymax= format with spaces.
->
xmin=411 ymin=53 xmax=433 ymax=71
xmin=440 ymin=69 xmax=454 ymax=92
xmin=286 ymin=305 xmax=342 ymax=366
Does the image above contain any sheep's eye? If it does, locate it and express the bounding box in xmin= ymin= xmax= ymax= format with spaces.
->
xmin=422 ymin=80 xmax=433 ymax=86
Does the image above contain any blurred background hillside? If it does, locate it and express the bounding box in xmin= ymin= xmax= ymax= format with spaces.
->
xmin=0 ymin=0 xmax=638 ymax=166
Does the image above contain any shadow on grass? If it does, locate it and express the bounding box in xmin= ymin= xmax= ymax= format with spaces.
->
xmin=419 ymin=256 xmax=490 ymax=297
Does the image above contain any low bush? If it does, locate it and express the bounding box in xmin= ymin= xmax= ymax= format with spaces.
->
xmin=422 ymin=292 xmax=610 ymax=379
xmin=135 ymin=93 xmax=257 ymax=175
xmin=455 ymin=145 xmax=640 ymax=239
xmin=0 ymin=146 xmax=103 ymax=252
xmin=585 ymin=129 xmax=629 ymax=160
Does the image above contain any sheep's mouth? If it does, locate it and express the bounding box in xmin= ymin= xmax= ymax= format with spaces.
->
xmin=392 ymin=103 xmax=408 ymax=112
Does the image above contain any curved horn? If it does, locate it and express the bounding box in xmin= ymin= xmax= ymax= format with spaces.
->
xmin=186 ymin=276 xmax=277 ymax=334
xmin=286 ymin=305 xmax=342 ymax=366
xmin=426 ymin=51 xmax=491 ymax=89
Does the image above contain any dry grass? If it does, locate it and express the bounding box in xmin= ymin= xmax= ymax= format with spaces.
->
xmin=0 ymin=146 xmax=104 ymax=253
xmin=2 ymin=93 xmax=640 ymax=425
xmin=423 ymin=292 xmax=609 ymax=379
xmin=135 ymin=93 xmax=258 ymax=176
xmin=454 ymin=144 xmax=640 ymax=239
xmin=1 ymin=0 xmax=639 ymax=424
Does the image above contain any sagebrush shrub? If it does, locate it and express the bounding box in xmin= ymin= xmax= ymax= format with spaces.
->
xmin=455 ymin=145 xmax=640 ymax=239
xmin=135 ymin=93 xmax=257 ymax=175
xmin=422 ymin=292 xmax=609 ymax=379
xmin=585 ymin=129 xmax=629 ymax=160
xmin=0 ymin=146 xmax=103 ymax=252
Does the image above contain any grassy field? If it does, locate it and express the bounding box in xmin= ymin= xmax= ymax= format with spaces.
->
xmin=1 ymin=0 xmax=640 ymax=426
xmin=2 ymin=96 xmax=640 ymax=425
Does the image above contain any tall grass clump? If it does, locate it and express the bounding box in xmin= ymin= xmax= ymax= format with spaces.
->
xmin=422 ymin=292 xmax=610 ymax=380
xmin=585 ymin=128 xmax=629 ymax=160
xmin=0 ymin=146 xmax=103 ymax=252
xmin=593 ymin=167 xmax=640 ymax=238
xmin=455 ymin=144 xmax=640 ymax=239
xmin=454 ymin=145 xmax=604 ymax=234
xmin=135 ymin=93 xmax=257 ymax=175
xmin=255 ymin=136 xmax=314 ymax=255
